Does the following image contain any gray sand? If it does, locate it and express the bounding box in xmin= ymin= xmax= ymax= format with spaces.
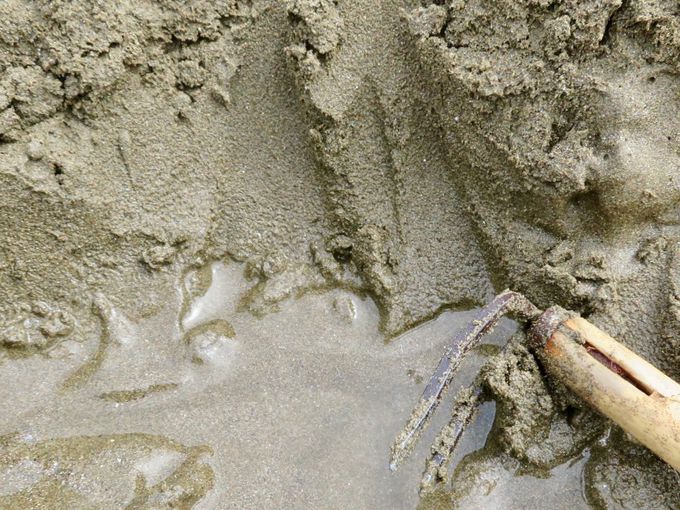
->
xmin=1 ymin=261 xmax=517 ymax=508
xmin=1 ymin=0 xmax=679 ymax=508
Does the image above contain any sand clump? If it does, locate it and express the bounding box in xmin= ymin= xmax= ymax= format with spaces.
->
xmin=1 ymin=0 xmax=679 ymax=508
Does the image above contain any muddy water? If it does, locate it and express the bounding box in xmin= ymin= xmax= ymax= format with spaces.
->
xmin=0 ymin=259 xmax=596 ymax=509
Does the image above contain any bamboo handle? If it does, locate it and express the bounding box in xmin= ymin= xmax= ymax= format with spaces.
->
xmin=542 ymin=324 xmax=680 ymax=471
xmin=566 ymin=317 xmax=680 ymax=398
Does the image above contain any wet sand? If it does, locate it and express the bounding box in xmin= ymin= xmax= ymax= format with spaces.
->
xmin=1 ymin=259 xmax=598 ymax=509
xmin=2 ymin=260 xmax=520 ymax=508
xmin=1 ymin=0 xmax=679 ymax=507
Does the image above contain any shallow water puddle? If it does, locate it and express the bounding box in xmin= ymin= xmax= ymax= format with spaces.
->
xmin=181 ymin=261 xmax=247 ymax=331
xmin=0 ymin=259 xmax=588 ymax=509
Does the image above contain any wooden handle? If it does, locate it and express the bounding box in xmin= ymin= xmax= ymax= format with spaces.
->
xmin=542 ymin=323 xmax=680 ymax=471
xmin=566 ymin=317 xmax=680 ymax=398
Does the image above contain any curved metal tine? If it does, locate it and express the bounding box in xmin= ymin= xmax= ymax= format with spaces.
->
xmin=420 ymin=384 xmax=482 ymax=494
xmin=390 ymin=290 xmax=538 ymax=471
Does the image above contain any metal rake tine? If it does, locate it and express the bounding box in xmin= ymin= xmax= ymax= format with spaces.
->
xmin=420 ymin=384 xmax=482 ymax=494
xmin=389 ymin=290 xmax=540 ymax=471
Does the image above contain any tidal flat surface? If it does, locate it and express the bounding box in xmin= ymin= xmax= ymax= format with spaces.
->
xmin=0 ymin=260 xmax=591 ymax=509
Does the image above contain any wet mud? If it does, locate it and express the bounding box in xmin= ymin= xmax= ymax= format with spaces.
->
xmin=1 ymin=0 xmax=679 ymax=508
xmin=1 ymin=260 xmax=517 ymax=508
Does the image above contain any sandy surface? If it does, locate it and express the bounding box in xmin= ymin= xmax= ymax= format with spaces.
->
xmin=2 ymin=260 xmax=518 ymax=508
xmin=1 ymin=0 xmax=679 ymax=508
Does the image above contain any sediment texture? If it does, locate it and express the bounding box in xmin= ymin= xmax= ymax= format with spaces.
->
xmin=1 ymin=0 xmax=679 ymax=507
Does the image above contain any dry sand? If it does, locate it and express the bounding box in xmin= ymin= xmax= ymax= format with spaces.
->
xmin=0 ymin=1 xmax=679 ymax=508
